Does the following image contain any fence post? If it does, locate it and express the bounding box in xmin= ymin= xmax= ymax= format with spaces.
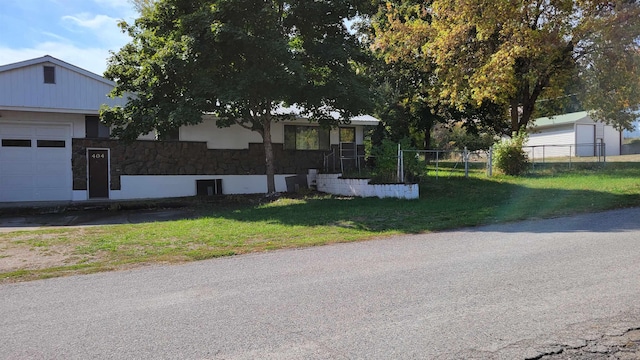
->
xmin=397 ymin=144 xmax=403 ymax=183
xmin=464 ymin=147 xmax=469 ymax=178
xmin=434 ymin=150 xmax=438 ymax=179
xmin=487 ymin=146 xmax=493 ymax=177
xmin=569 ymin=145 xmax=572 ymax=169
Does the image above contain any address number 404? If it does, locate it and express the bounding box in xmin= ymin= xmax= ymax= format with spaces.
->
xmin=91 ymin=153 xmax=105 ymax=159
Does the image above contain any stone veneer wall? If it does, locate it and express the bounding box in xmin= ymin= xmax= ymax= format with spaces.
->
xmin=72 ymin=139 xmax=335 ymax=191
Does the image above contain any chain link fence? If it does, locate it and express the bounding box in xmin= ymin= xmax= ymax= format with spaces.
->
xmin=396 ymin=142 xmax=609 ymax=182
xmin=399 ymin=148 xmax=491 ymax=182
xmin=524 ymin=143 xmax=606 ymax=171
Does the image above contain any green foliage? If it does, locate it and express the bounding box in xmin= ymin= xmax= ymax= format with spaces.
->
xmin=372 ymin=0 xmax=640 ymax=133
xmin=369 ymin=138 xmax=419 ymax=183
xmin=367 ymin=4 xmax=511 ymax=149
xmin=493 ymin=132 xmax=529 ymax=176
xmin=102 ymin=0 xmax=374 ymax=193
xmin=431 ymin=123 xmax=497 ymax=151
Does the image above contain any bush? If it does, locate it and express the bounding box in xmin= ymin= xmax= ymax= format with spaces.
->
xmin=370 ymin=138 xmax=420 ymax=183
xmin=493 ymin=132 xmax=529 ymax=176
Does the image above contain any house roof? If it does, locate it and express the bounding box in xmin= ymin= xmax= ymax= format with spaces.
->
xmin=532 ymin=111 xmax=589 ymax=128
xmin=274 ymin=105 xmax=380 ymax=125
xmin=0 ymin=55 xmax=114 ymax=86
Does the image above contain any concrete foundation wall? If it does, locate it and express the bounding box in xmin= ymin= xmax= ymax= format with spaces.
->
xmin=316 ymin=173 xmax=419 ymax=200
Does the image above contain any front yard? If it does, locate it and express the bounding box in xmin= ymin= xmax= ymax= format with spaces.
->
xmin=2 ymin=160 xmax=640 ymax=283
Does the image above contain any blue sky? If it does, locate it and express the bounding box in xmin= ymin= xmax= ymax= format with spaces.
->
xmin=0 ymin=0 xmax=137 ymax=75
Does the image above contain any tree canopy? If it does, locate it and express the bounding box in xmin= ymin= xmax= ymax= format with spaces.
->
xmin=372 ymin=0 xmax=640 ymax=133
xmin=102 ymin=0 xmax=373 ymax=193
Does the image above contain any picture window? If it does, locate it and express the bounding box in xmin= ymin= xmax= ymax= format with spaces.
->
xmin=284 ymin=125 xmax=330 ymax=150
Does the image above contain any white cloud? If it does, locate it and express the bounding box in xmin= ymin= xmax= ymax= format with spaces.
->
xmin=0 ymin=0 xmax=137 ymax=75
xmin=62 ymin=13 xmax=119 ymax=30
xmin=59 ymin=12 xmax=132 ymax=50
xmin=93 ymin=0 xmax=134 ymax=10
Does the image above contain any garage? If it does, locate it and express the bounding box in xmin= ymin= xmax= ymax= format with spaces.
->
xmin=0 ymin=122 xmax=72 ymax=202
xmin=527 ymin=111 xmax=622 ymax=158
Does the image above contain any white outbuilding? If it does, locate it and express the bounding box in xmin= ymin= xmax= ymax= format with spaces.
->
xmin=526 ymin=111 xmax=622 ymax=159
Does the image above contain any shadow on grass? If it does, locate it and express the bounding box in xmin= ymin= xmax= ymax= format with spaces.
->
xmin=201 ymin=176 xmax=640 ymax=235
xmin=2 ymin=171 xmax=638 ymax=235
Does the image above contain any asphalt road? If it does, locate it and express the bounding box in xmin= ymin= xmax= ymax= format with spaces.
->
xmin=1 ymin=208 xmax=640 ymax=359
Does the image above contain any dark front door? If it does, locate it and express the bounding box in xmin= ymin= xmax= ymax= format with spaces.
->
xmin=88 ymin=149 xmax=109 ymax=198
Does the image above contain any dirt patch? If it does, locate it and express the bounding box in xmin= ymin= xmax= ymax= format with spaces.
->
xmin=0 ymin=244 xmax=80 ymax=272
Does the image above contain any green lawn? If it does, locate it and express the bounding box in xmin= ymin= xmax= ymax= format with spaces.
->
xmin=2 ymin=162 xmax=640 ymax=282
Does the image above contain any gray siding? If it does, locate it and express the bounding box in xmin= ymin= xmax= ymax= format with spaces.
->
xmin=0 ymin=62 xmax=126 ymax=112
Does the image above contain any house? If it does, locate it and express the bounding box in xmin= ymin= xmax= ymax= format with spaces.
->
xmin=526 ymin=111 xmax=622 ymax=159
xmin=0 ymin=56 xmax=379 ymax=203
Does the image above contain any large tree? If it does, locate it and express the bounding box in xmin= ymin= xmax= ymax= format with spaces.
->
xmin=369 ymin=0 xmax=509 ymax=150
xmin=102 ymin=0 xmax=373 ymax=194
xmin=373 ymin=0 xmax=640 ymax=133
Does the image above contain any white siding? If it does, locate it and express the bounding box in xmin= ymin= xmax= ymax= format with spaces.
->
xmin=603 ymin=125 xmax=621 ymax=156
xmin=576 ymin=124 xmax=596 ymax=156
xmin=179 ymin=118 xmax=264 ymax=149
xmin=526 ymin=126 xmax=574 ymax=158
xmin=0 ymin=111 xmax=84 ymax=137
xmin=0 ymin=62 xmax=127 ymax=112
xmin=179 ymin=117 xmax=365 ymax=150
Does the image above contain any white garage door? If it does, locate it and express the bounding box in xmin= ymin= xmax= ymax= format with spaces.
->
xmin=576 ymin=124 xmax=596 ymax=157
xmin=0 ymin=123 xmax=72 ymax=202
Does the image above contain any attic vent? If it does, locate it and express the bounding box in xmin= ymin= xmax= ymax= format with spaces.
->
xmin=43 ymin=66 xmax=55 ymax=84
xmin=196 ymin=179 xmax=223 ymax=196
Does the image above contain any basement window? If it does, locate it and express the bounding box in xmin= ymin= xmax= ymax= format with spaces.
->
xmin=2 ymin=139 xmax=32 ymax=147
xmin=44 ymin=66 xmax=55 ymax=84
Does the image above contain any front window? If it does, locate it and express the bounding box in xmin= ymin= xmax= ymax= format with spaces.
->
xmin=157 ymin=127 xmax=179 ymax=141
xmin=85 ymin=116 xmax=110 ymax=138
xmin=284 ymin=125 xmax=330 ymax=150
xmin=340 ymin=127 xmax=355 ymax=143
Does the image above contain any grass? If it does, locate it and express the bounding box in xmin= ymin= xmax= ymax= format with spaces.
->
xmin=2 ymin=162 xmax=640 ymax=283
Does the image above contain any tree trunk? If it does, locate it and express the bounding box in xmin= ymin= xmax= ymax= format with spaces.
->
xmin=424 ymin=128 xmax=431 ymax=150
xmin=262 ymin=118 xmax=276 ymax=194
xmin=510 ymin=99 xmax=520 ymax=135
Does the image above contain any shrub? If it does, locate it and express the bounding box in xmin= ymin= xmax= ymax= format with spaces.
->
xmin=370 ymin=138 xmax=420 ymax=183
xmin=493 ymin=132 xmax=529 ymax=176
